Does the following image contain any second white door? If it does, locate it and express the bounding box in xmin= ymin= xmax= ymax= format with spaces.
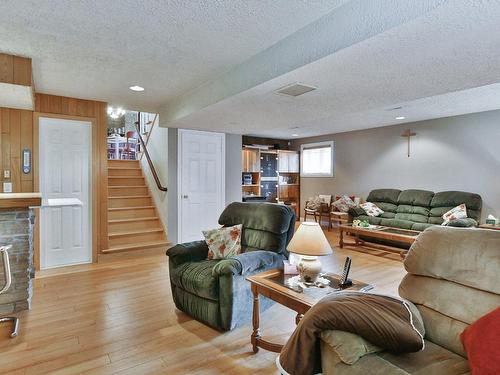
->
xmin=178 ymin=129 xmax=225 ymax=243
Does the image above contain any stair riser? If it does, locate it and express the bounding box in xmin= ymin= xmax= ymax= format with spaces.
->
xmin=109 ymin=219 xmax=162 ymax=232
xmin=108 ymin=208 xmax=156 ymax=220
xmin=108 ymin=187 xmax=149 ymax=197
xmin=108 ymin=169 xmax=142 ymax=177
xmin=109 ymin=232 xmax=165 ymax=247
xmin=109 ymin=197 xmax=152 ymax=208
xmin=108 ymin=160 xmax=140 ymax=168
xmin=108 ymin=177 xmax=145 ymax=186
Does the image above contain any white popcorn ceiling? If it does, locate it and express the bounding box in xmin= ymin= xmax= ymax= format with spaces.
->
xmin=0 ymin=0 xmax=345 ymax=111
xmin=2 ymin=1 xmax=500 ymax=138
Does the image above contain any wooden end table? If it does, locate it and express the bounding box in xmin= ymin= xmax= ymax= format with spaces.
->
xmin=478 ymin=224 xmax=500 ymax=231
xmin=246 ymin=269 xmax=372 ymax=353
xmin=339 ymin=224 xmax=420 ymax=257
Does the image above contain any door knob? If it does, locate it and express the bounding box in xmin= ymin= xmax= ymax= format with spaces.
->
xmin=182 ymin=195 xmax=189 ymax=199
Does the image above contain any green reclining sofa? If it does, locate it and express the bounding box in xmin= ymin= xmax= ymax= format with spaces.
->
xmin=166 ymin=202 xmax=296 ymax=331
xmin=350 ymin=189 xmax=482 ymax=248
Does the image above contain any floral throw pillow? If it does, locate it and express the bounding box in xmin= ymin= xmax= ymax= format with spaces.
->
xmin=305 ymin=196 xmax=321 ymax=211
xmin=332 ymin=195 xmax=356 ymax=213
xmin=442 ymin=203 xmax=467 ymax=225
xmin=360 ymin=202 xmax=384 ymax=217
xmin=203 ymin=224 xmax=243 ymax=260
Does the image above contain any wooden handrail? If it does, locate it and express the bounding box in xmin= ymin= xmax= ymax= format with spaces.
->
xmin=140 ymin=113 xmax=158 ymax=156
xmin=134 ymin=119 xmax=168 ymax=192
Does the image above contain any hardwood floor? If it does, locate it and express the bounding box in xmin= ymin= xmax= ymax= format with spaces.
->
xmin=0 ymin=228 xmax=406 ymax=374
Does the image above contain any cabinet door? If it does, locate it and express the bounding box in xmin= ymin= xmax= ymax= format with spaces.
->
xmin=288 ymin=152 xmax=300 ymax=172
xmin=278 ymin=151 xmax=289 ymax=172
xmin=250 ymin=149 xmax=260 ymax=172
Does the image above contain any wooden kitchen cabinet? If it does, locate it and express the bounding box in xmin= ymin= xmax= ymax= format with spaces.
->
xmin=278 ymin=151 xmax=299 ymax=173
xmin=242 ymin=148 xmax=260 ymax=172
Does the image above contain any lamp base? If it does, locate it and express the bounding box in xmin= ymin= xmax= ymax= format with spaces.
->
xmin=297 ymin=256 xmax=322 ymax=284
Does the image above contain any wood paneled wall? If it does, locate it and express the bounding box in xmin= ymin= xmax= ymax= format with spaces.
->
xmin=0 ymin=53 xmax=32 ymax=86
xmin=0 ymin=108 xmax=34 ymax=192
xmin=34 ymin=93 xmax=109 ymax=254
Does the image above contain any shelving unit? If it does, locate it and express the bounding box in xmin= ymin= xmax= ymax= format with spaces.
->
xmin=241 ymin=147 xmax=300 ymax=216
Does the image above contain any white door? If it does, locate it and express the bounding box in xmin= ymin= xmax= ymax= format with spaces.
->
xmin=178 ymin=129 xmax=225 ymax=243
xmin=39 ymin=118 xmax=91 ymax=269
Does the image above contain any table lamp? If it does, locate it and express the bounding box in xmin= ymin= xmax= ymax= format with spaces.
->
xmin=287 ymin=222 xmax=332 ymax=284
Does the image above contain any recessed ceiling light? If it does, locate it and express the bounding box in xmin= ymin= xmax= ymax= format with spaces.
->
xmin=291 ymin=133 xmax=299 ymax=137
xmin=129 ymin=85 xmax=145 ymax=92
xmin=395 ymin=116 xmax=406 ymax=120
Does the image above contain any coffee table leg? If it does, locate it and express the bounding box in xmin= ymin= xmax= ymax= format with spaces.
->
xmin=339 ymin=228 xmax=344 ymax=248
xmin=251 ymin=285 xmax=261 ymax=353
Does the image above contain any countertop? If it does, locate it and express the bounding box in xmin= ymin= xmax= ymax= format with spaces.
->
xmin=0 ymin=193 xmax=42 ymax=209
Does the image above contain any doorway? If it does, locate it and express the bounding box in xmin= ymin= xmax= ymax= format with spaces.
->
xmin=178 ymin=129 xmax=225 ymax=243
xmin=39 ymin=117 xmax=92 ymax=268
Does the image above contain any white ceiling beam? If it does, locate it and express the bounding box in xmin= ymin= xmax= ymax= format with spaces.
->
xmin=159 ymin=0 xmax=449 ymax=126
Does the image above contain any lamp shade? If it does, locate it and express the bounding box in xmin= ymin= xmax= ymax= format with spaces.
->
xmin=287 ymin=222 xmax=332 ymax=256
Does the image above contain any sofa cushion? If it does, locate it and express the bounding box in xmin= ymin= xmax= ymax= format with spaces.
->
xmin=321 ymin=330 xmax=382 ymax=365
xmin=360 ymin=202 xmax=384 ymax=217
xmin=170 ymin=260 xmax=220 ymax=301
xmin=410 ymin=223 xmax=433 ymax=231
xmin=366 ymin=189 xmax=402 ymax=205
xmin=397 ymin=189 xmax=434 ymax=207
xmin=430 ymin=191 xmax=482 ymax=223
xmin=405 ymin=226 xmax=500 ymax=295
xmin=380 ymin=218 xmax=414 ymax=230
xmin=320 ymin=340 xmax=470 ymax=375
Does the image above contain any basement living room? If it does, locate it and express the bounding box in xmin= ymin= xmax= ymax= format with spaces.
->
xmin=0 ymin=2 xmax=499 ymax=375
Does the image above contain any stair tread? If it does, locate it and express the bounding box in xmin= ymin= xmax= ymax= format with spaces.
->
xmin=102 ymin=240 xmax=170 ymax=253
xmin=108 ymin=195 xmax=150 ymax=199
xmin=108 ymin=177 xmax=145 ymax=180
xmin=109 ymin=228 xmax=164 ymax=237
xmin=108 ymin=217 xmax=159 ymax=223
xmin=108 ymin=185 xmax=147 ymax=188
xmin=108 ymin=206 xmax=155 ymax=211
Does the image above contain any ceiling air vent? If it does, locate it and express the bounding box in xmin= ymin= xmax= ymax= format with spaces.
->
xmin=275 ymin=83 xmax=317 ymax=97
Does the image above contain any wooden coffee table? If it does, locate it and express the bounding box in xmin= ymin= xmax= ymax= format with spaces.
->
xmin=339 ymin=224 xmax=420 ymax=256
xmin=246 ymin=268 xmax=372 ymax=353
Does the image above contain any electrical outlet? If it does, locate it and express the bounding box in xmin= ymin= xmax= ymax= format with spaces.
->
xmin=3 ymin=182 xmax=12 ymax=193
xmin=3 ymin=170 xmax=10 ymax=179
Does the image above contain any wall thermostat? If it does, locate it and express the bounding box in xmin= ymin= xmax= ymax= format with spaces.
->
xmin=22 ymin=149 xmax=31 ymax=174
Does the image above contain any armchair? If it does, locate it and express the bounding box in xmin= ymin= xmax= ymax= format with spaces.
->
xmin=167 ymin=202 xmax=296 ymax=331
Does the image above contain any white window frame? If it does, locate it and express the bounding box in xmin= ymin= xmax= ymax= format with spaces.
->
xmin=300 ymin=141 xmax=334 ymax=177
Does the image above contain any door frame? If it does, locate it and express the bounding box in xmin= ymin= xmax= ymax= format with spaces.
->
xmin=177 ymin=129 xmax=225 ymax=243
xmin=33 ymin=113 xmax=99 ymax=269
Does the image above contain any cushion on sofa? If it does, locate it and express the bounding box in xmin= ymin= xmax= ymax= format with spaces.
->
xmin=430 ymin=191 xmax=482 ymax=223
xmin=366 ymin=189 xmax=402 ymax=205
xmin=321 ymin=330 xmax=382 ymax=365
xmin=444 ymin=218 xmax=478 ymax=227
xmin=360 ymin=202 xmax=384 ymax=217
xmin=380 ymin=218 xmax=415 ymax=230
xmin=170 ymin=260 xmax=220 ymax=300
xmin=397 ymin=189 xmax=434 ymax=207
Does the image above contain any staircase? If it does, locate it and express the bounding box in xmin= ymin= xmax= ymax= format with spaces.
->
xmin=103 ymin=159 xmax=169 ymax=254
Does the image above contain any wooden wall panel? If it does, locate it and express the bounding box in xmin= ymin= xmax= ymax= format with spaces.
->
xmin=0 ymin=107 xmax=33 ymax=192
xmin=0 ymin=53 xmax=32 ymax=86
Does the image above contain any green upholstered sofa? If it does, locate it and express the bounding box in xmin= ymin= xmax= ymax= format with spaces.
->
xmin=319 ymin=226 xmax=500 ymax=375
xmin=350 ymin=189 xmax=481 ymax=243
xmin=166 ymin=202 xmax=296 ymax=331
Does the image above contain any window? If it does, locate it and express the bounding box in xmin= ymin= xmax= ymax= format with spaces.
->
xmin=300 ymin=141 xmax=334 ymax=177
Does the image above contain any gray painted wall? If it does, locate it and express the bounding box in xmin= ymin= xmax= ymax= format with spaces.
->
xmin=291 ymin=110 xmax=500 ymax=222
xmin=225 ymin=133 xmax=243 ymax=205
xmin=165 ymin=129 xmax=242 ymax=245
xmin=140 ymin=125 xmax=168 ymax=232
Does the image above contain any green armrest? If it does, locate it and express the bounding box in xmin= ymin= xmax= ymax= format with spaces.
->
xmin=166 ymin=240 xmax=209 ymax=266
xmin=212 ymin=250 xmax=283 ymax=277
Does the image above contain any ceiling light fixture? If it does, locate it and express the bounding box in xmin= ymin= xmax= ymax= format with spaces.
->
xmin=129 ymin=85 xmax=145 ymax=92
xmin=292 ymin=133 xmax=299 ymax=137
xmin=395 ymin=116 xmax=406 ymax=120
xmin=107 ymin=106 xmax=126 ymax=119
